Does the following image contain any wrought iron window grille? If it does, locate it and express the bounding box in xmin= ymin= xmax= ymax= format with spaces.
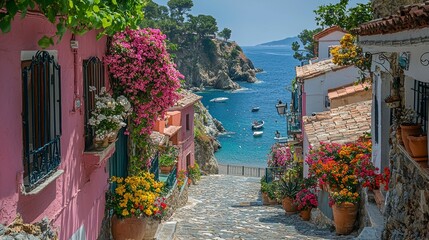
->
xmin=22 ymin=51 xmax=62 ymax=191
xmin=83 ymin=57 xmax=105 ymax=150
xmin=412 ymin=80 xmax=429 ymax=132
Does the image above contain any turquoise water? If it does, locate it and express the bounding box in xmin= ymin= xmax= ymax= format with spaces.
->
xmin=197 ymin=46 xmax=299 ymax=168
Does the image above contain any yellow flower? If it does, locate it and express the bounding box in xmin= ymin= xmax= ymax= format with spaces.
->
xmin=145 ymin=209 xmax=153 ymax=216
xmin=122 ymin=209 xmax=129 ymax=216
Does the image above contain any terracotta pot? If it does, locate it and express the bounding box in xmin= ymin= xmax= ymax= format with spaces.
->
xmin=111 ymin=215 xmax=159 ymax=240
xmin=401 ymin=124 xmax=422 ymax=153
xmin=300 ymin=208 xmax=312 ymax=221
xmin=332 ymin=202 xmax=358 ymax=235
xmin=93 ymin=137 xmax=109 ymax=150
xmin=282 ymin=197 xmax=297 ymax=214
xmin=268 ymin=196 xmax=277 ymax=205
xmin=160 ymin=165 xmax=173 ymax=174
xmin=407 ymin=135 xmax=428 ymax=158
xmin=262 ymin=192 xmax=270 ymax=205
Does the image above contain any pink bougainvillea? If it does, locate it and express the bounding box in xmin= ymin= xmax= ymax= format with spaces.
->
xmin=105 ymin=28 xmax=183 ymax=136
xmin=267 ymin=144 xmax=293 ymax=167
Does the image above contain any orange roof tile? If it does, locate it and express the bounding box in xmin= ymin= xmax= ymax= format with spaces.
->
xmin=303 ymin=100 xmax=371 ymax=147
xmin=328 ymin=83 xmax=371 ymax=100
xmin=313 ymin=26 xmax=347 ymax=41
xmin=356 ymin=2 xmax=429 ymax=36
xmin=169 ymin=91 xmax=202 ymax=111
xmin=296 ymin=59 xmax=351 ymax=81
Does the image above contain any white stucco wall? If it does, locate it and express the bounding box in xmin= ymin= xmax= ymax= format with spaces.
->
xmin=318 ymin=31 xmax=346 ymax=60
xmin=361 ymin=27 xmax=429 ymax=170
xmin=303 ymin=65 xmax=360 ymax=116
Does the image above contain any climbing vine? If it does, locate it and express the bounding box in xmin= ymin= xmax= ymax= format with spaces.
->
xmin=0 ymin=0 xmax=148 ymax=48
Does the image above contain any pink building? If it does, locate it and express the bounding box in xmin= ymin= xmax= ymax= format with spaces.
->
xmin=153 ymin=92 xmax=201 ymax=172
xmin=0 ymin=13 xmax=118 ymax=239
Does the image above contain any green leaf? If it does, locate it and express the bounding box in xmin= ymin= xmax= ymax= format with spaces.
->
xmin=93 ymin=5 xmax=100 ymax=12
xmin=101 ymin=18 xmax=111 ymax=28
xmin=56 ymin=23 xmax=66 ymax=36
xmin=112 ymin=0 xmax=117 ymax=5
xmin=0 ymin=18 xmax=11 ymax=33
xmin=38 ymin=36 xmax=53 ymax=49
xmin=69 ymin=0 xmax=74 ymax=8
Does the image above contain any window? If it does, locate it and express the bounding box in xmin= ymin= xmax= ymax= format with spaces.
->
xmin=186 ymin=114 xmax=190 ymax=131
xmin=22 ymin=51 xmax=61 ymax=190
xmin=325 ymin=96 xmax=330 ymax=109
xmin=413 ymin=80 xmax=429 ymax=132
xmin=83 ymin=57 xmax=105 ymax=150
xmin=186 ymin=154 xmax=191 ymax=169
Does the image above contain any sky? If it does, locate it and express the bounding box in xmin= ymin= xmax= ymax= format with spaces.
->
xmin=153 ymin=0 xmax=368 ymax=46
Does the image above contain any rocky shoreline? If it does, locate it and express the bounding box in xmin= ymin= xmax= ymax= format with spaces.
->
xmin=176 ymin=39 xmax=260 ymax=91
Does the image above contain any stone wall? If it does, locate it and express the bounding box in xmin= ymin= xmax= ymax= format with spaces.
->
xmin=383 ymin=145 xmax=429 ymax=239
xmin=0 ymin=216 xmax=57 ymax=240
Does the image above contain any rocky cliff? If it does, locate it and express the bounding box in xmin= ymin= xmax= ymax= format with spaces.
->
xmin=193 ymin=101 xmax=224 ymax=174
xmin=176 ymin=39 xmax=259 ymax=90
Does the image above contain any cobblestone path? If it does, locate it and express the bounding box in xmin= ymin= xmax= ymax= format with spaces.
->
xmin=171 ymin=175 xmax=354 ymax=240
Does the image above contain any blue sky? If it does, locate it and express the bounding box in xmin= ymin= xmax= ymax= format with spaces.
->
xmin=153 ymin=0 xmax=368 ymax=46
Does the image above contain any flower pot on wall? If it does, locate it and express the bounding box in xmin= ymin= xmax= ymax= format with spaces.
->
xmin=160 ymin=165 xmax=173 ymax=174
xmin=401 ymin=124 xmax=422 ymax=153
xmin=332 ymin=202 xmax=358 ymax=235
xmin=407 ymin=135 xmax=428 ymax=159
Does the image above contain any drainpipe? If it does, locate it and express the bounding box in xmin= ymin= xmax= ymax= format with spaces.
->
xmin=71 ymin=34 xmax=81 ymax=114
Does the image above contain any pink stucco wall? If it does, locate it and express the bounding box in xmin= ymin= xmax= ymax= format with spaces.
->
xmin=0 ymin=13 xmax=109 ymax=240
xmin=177 ymin=105 xmax=196 ymax=172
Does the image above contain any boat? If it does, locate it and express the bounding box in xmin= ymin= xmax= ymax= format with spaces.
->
xmin=251 ymin=120 xmax=264 ymax=129
xmin=251 ymin=107 xmax=260 ymax=112
xmin=210 ymin=97 xmax=229 ymax=103
xmin=253 ymin=131 xmax=263 ymax=137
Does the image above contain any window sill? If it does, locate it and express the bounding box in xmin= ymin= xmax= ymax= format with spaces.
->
xmin=398 ymin=144 xmax=429 ymax=179
xmin=22 ymin=170 xmax=64 ymax=196
xmin=83 ymin=141 xmax=116 ymax=178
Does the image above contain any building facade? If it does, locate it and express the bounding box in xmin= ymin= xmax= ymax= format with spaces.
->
xmin=0 ymin=13 xmax=114 ymax=239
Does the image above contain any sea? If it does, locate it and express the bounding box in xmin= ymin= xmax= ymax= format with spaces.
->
xmin=196 ymin=45 xmax=300 ymax=168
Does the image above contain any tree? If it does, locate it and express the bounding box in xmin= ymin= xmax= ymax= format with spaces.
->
xmin=0 ymin=0 xmax=147 ymax=48
xmin=314 ymin=0 xmax=372 ymax=31
xmin=291 ymin=28 xmax=322 ymax=62
xmin=167 ymin=0 xmax=194 ymax=22
xmin=188 ymin=15 xmax=218 ymax=39
xmin=218 ymin=28 xmax=232 ymax=41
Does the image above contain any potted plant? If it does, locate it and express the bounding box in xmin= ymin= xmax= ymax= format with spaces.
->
xmin=108 ymin=172 xmax=167 ymax=240
xmin=397 ymin=107 xmax=422 ymax=153
xmin=261 ymin=177 xmax=277 ymax=205
xmin=295 ymin=188 xmax=318 ymax=221
xmin=88 ymin=87 xmax=132 ymax=149
xmin=329 ymin=188 xmax=360 ymax=235
xmin=159 ymin=146 xmax=178 ymax=173
xmin=277 ymin=168 xmax=302 ymax=214
xmin=188 ymin=163 xmax=202 ymax=185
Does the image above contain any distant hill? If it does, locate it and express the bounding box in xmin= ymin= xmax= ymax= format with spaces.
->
xmin=258 ymin=36 xmax=300 ymax=46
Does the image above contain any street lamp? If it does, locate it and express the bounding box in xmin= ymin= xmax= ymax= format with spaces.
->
xmin=275 ymin=100 xmax=287 ymax=116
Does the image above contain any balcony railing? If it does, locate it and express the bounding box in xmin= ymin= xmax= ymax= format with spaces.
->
xmin=149 ymin=152 xmax=159 ymax=181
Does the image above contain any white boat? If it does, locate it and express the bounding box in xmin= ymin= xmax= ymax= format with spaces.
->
xmin=210 ymin=97 xmax=229 ymax=103
xmin=251 ymin=120 xmax=264 ymax=129
xmin=251 ymin=107 xmax=260 ymax=112
xmin=253 ymin=131 xmax=263 ymax=137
